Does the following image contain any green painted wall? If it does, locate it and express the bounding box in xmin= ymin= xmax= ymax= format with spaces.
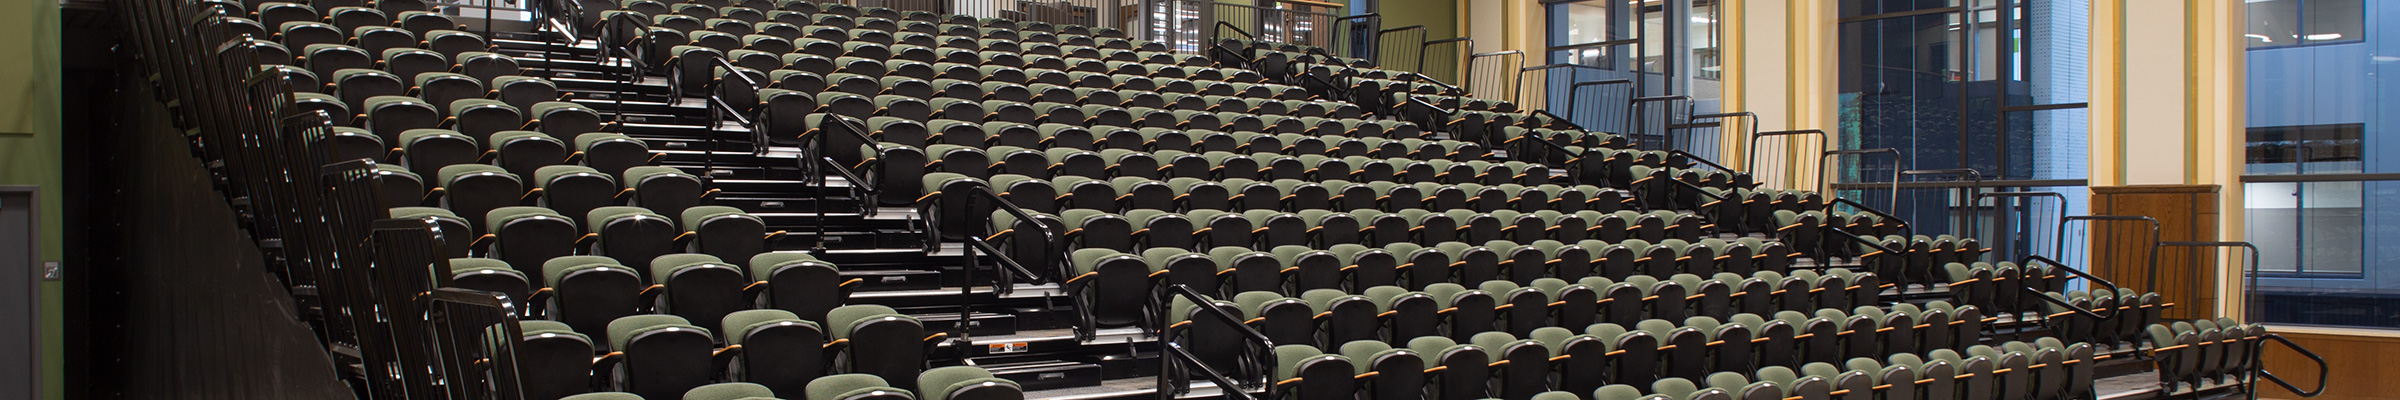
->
xmin=4 ymin=0 xmax=62 ymax=398
xmin=1381 ymin=0 xmax=1457 ymax=41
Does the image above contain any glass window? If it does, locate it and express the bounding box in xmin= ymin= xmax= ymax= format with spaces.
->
xmin=2246 ymin=0 xmax=2364 ymax=48
xmin=1836 ymin=0 xmax=2089 ymax=240
xmin=2243 ymin=0 xmax=2393 ymax=329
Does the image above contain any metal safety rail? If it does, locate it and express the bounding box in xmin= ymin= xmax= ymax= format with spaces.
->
xmin=1514 ymin=64 xmax=1613 ymax=115
xmin=1464 ymin=50 xmax=1525 ymax=103
xmin=2061 ymin=215 xmax=2162 ymax=293
xmin=427 ymin=287 xmax=532 ymax=399
xmin=1628 ymin=95 xmax=1691 ymax=152
xmin=1971 ymin=191 xmax=2070 ymax=265
xmin=1895 ymin=168 xmax=1984 ymax=236
xmin=1671 ymin=111 xmax=1756 ymax=164
xmin=1747 ymin=129 xmax=1828 ymax=191
xmin=2158 ymin=241 xmax=2258 ymax=321
xmin=1820 ymin=147 xmax=1902 ymax=210
xmin=1415 ymin=37 xmax=1471 ymax=84
xmin=1156 ymin=284 xmax=1276 ymax=400
xmin=1331 ymin=14 xmax=1381 ymax=61
xmin=1373 ymin=25 xmax=1426 ymax=74
xmin=1566 ymin=79 xmax=1633 ymax=134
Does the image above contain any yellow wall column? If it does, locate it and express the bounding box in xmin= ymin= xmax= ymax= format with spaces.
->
xmin=2091 ymin=0 xmax=2248 ymax=316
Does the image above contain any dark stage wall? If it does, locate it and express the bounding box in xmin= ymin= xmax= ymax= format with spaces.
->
xmin=70 ymin=41 xmax=357 ymax=399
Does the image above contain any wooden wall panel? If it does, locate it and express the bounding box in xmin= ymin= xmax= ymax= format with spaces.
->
xmin=2254 ymin=330 xmax=2397 ymax=400
xmin=2090 ymin=185 xmax=2220 ymax=320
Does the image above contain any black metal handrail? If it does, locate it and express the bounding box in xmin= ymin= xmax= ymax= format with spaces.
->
xmin=915 ymin=183 xmax=1062 ymax=285
xmin=1157 ymin=284 xmax=1275 ymax=400
xmin=2248 ymin=333 xmax=2328 ymax=399
xmin=821 ymin=156 xmax=877 ymax=204
xmin=952 ymin=234 xmax=1043 ymax=341
xmin=2019 ymin=255 xmax=2120 ymax=320
xmin=804 ymin=114 xmax=881 ymax=252
xmin=1825 ymin=197 xmax=1913 ymax=239
xmin=540 ymin=0 xmax=582 ymax=45
xmin=964 ymin=185 xmax=1063 ymax=280
xmin=595 ymin=11 xmax=649 ymax=126
xmin=805 ymin=114 xmax=882 ymax=182
xmin=701 ymin=56 xmax=760 ymax=193
xmin=1400 ymin=95 xmax=1454 ymax=140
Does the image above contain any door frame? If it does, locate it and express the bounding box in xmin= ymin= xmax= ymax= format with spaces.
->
xmin=0 ymin=185 xmax=38 ymax=400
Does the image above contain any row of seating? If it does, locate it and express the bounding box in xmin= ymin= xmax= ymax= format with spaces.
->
xmin=978 ymin=203 xmax=1726 ymax=252
xmin=884 ymin=141 xmax=1558 ymax=186
xmin=2041 ymin=289 xmax=2173 ymax=351
xmin=721 ymin=60 xmax=1326 ymax=105
xmin=1241 ymin=319 xmax=2090 ymax=400
xmin=378 ymin=161 xmax=710 ymax=233
xmin=845 ymin=123 xmax=1491 ymax=170
xmin=518 ymin=309 xmax=984 ymax=400
xmin=1940 ymin=261 xmax=2077 ymax=316
xmin=1010 ymin=218 xmax=1781 ymax=285
xmin=444 ymin=238 xmax=854 ymax=334
xmin=2147 ymin=318 xmax=2263 ymax=396
xmin=1147 ymin=270 xmax=1895 ymax=351
xmin=558 ymin=369 xmax=1009 ymax=400
xmin=405 ymin=203 xmax=767 ymax=277
xmin=360 ymin=130 xmax=657 ymax=211
xmin=614 ymin=0 xmax=1130 ymax=41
